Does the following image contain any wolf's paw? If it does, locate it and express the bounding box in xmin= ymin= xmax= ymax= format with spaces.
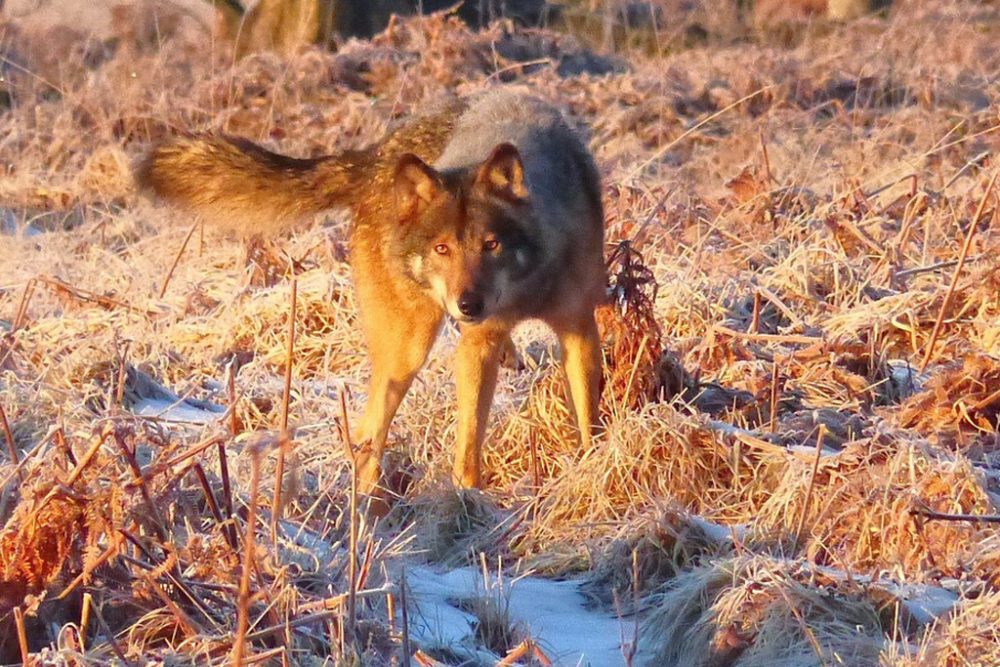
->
xmin=499 ymin=337 xmax=525 ymax=371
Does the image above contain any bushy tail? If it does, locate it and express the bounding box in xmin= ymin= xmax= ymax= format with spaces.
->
xmin=135 ymin=134 xmax=371 ymax=235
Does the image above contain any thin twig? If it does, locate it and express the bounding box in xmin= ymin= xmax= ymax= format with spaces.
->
xmin=280 ymin=276 xmax=297 ymax=435
xmin=249 ymin=584 xmax=396 ymax=639
xmin=0 ymin=403 xmax=22 ymax=482
xmin=80 ymin=592 xmax=92 ymax=651
xmin=12 ymin=277 xmax=37 ymax=331
xmin=14 ymin=607 xmax=29 ymax=666
xmin=233 ymin=445 xmax=262 ymax=665
xmin=92 ymin=600 xmax=134 ymax=667
xmin=794 ymin=426 xmax=827 ymax=550
xmin=920 ymin=172 xmax=997 ymax=372
xmin=271 ymin=276 xmax=298 ymax=542
xmin=895 ymin=254 xmax=985 ymax=279
xmin=713 ymin=325 xmax=821 ymax=346
xmin=112 ymin=429 xmax=168 ymax=544
xmin=400 ymin=565 xmax=411 ymax=667
xmin=626 ymin=86 xmax=774 ymax=180
xmin=910 ymin=508 xmax=1000 ymax=524
xmin=36 ymin=275 xmax=149 ymax=314
xmin=769 ymin=360 xmax=780 ymax=433
xmin=192 ymin=463 xmax=224 ymax=523
xmin=222 ymin=362 xmax=240 ymax=549
xmin=340 ymin=391 xmax=359 ymax=649
xmin=158 ymin=221 xmax=198 ymax=299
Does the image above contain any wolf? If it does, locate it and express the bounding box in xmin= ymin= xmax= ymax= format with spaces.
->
xmin=137 ymin=89 xmax=606 ymax=500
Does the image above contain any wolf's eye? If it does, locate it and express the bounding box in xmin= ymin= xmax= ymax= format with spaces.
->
xmin=434 ymin=243 xmax=449 ymax=255
xmin=483 ymin=239 xmax=499 ymax=252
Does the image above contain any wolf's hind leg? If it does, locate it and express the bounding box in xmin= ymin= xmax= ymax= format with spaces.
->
xmin=553 ymin=311 xmax=602 ymax=448
xmin=453 ymin=324 xmax=510 ymax=489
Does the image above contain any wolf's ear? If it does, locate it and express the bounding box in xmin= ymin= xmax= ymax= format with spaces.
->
xmin=394 ymin=154 xmax=443 ymax=219
xmin=476 ymin=143 xmax=528 ymax=203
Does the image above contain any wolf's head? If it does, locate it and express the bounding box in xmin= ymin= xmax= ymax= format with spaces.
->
xmin=392 ymin=143 xmax=541 ymax=323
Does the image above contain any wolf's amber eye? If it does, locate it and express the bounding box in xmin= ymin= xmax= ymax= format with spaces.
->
xmin=434 ymin=243 xmax=449 ymax=255
xmin=483 ymin=239 xmax=499 ymax=252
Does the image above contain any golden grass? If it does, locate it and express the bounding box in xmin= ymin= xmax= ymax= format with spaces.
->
xmin=1 ymin=2 xmax=1000 ymax=663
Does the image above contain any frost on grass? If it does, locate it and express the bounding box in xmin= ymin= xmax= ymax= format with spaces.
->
xmin=2 ymin=1 xmax=1000 ymax=665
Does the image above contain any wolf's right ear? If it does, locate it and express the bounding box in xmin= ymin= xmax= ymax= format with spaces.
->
xmin=394 ymin=154 xmax=443 ymax=220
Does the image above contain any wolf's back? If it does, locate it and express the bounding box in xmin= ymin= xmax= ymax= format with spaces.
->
xmin=136 ymin=134 xmax=371 ymax=235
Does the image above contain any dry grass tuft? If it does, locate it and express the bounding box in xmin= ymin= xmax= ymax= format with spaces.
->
xmin=639 ymin=554 xmax=887 ymax=667
xmin=400 ymin=487 xmax=504 ymax=566
xmin=898 ymin=353 xmax=1000 ymax=450
xmin=0 ymin=493 xmax=86 ymax=608
xmin=749 ymin=438 xmax=999 ymax=578
xmin=583 ymin=503 xmax=731 ymax=608
xmin=511 ymin=405 xmax=784 ymax=572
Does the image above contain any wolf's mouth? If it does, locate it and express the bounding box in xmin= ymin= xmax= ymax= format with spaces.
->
xmin=453 ymin=313 xmax=486 ymax=324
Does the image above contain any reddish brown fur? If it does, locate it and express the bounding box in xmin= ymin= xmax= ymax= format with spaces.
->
xmin=137 ymin=93 xmax=605 ymax=506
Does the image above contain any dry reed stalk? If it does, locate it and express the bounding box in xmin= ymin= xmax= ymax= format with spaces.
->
xmin=157 ymin=221 xmax=198 ymax=299
xmin=192 ymin=462 xmax=224 ymax=523
xmin=140 ymin=570 xmax=199 ymax=638
xmin=386 ymin=586 xmax=396 ymax=634
xmin=11 ymin=278 xmax=37 ymax=332
xmin=233 ymin=443 xmax=264 ymax=666
xmin=111 ymin=342 xmax=130 ymax=417
xmin=759 ymin=129 xmax=774 ymax=187
xmin=626 ymin=86 xmax=775 ymax=180
xmin=271 ymin=275 xmax=297 ymax=543
xmin=910 ymin=508 xmax=1000 ymax=524
xmin=92 ymin=600 xmax=133 ymax=666
xmin=80 ymin=592 xmax=92 ymax=651
xmin=920 ymin=171 xmax=997 ymax=372
xmin=112 ymin=429 xmax=168 ymax=544
xmin=748 ymin=291 xmax=761 ymax=334
xmin=712 ymin=325 xmax=821 ymax=346
xmin=793 ymin=425 xmax=827 ymax=550
xmin=617 ymin=547 xmax=639 ymax=666
xmin=413 ymin=650 xmax=442 ymax=666
xmin=338 ymin=390 xmax=359 ymax=650
xmin=0 ymin=277 xmax=35 ymax=372
xmin=222 ymin=363 xmax=240 ymax=550
xmin=895 ymin=254 xmax=986 ymax=279
xmin=496 ymin=639 xmax=553 ymax=666
xmin=0 ymin=404 xmax=21 ymax=482
xmin=164 ymin=434 xmax=226 ymax=468
xmin=400 ymin=564 xmax=411 ymax=667
xmin=13 ymin=607 xmax=28 ymax=666
xmin=768 ymin=360 xmax=779 ymax=433
xmin=35 ymin=275 xmax=147 ymax=314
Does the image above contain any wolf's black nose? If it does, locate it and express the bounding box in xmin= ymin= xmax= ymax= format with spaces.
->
xmin=458 ymin=293 xmax=484 ymax=318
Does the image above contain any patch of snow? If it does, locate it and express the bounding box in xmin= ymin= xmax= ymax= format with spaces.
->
xmin=131 ymin=397 xmax=225 ymax=424
xmin=872 ymin=582 xmax=958 ymax=625
xmin=804 ymin=561 xmax=959 ymax=624
xmin=690 ymin=516 xmax=744 ymax=542
xmin=886 ymin=360 xmax=926 ymax=399
xmin=405 ymin=565 xmax=625 ymax=666
xmin=786 ymin=444 xmax=840 ymax=457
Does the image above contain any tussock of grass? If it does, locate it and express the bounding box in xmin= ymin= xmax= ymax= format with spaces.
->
xmin=583 ymin=503 xmax=732 ymax=608
xmin=639 ymin=554 xmax=888 ymax=667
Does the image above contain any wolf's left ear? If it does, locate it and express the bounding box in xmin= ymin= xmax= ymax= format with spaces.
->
xmin=476 ymin=143 xmax=529 ymax=203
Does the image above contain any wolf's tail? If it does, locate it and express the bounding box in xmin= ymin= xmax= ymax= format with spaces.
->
xmin=136 ymin=134 xmax=371 ymax=235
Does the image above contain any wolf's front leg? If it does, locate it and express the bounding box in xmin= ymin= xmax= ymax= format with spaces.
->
xmin=553 ymin=311 xmax=602 ymax=448
xmin=354 ymin=295 xmax=442 ymax=500
xmin=453 ymin=324 xmax=510 ymax=488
